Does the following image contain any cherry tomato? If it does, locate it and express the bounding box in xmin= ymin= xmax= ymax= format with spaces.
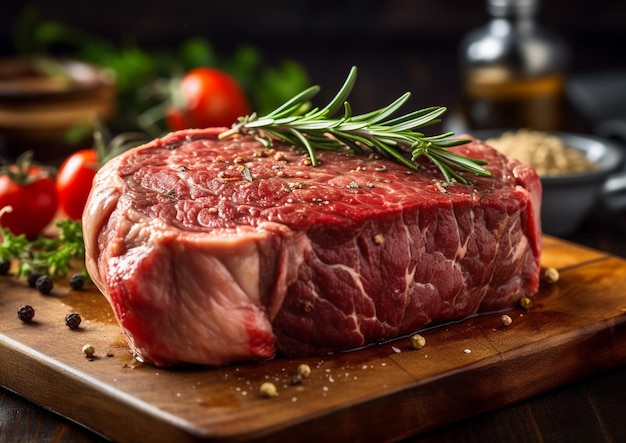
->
xmin=167 ymin=67 xmax=251 ymax=130
xmin=0 ymin=153 xmax=58 ymax=239
xmin=56 ymin=149 xmax=99 ymax=220
xmin=165 ymin=108 xmax=188 ymax=132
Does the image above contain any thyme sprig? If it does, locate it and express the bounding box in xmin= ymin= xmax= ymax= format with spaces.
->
xmin=219 ymin=66 xmax=491 ymax=184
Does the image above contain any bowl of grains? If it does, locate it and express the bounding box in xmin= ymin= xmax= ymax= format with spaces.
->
xmin=480 ymin=129 xmax=625 ymax=236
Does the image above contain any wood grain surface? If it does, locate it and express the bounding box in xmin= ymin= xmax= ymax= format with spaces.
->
xmin=1 ymin=235 xmax=625 ymax=443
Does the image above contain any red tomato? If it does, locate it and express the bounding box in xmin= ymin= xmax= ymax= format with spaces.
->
xmin=0 ymin=159 xmax=58 ymax=239
xmin=167 ymin=67 xmax=251 ymax=130
xmin=56 ymin=149 xmax=99 ymax=220
xmin=165 ymin=108 xmax=188 ymax=132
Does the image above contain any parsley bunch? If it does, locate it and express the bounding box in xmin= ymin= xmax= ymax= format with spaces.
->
xmin=0 ymin=218 xmax=86 ymax=279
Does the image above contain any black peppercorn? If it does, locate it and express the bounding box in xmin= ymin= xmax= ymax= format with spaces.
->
xmin=17 ymin=305 xmax=35 ymax=322
xmin=69 ymin=273 xmax=85 ymax=291
xmin=35 ymin=275 xmax=53 ymax=295
xmin=65 ymin=312 xmax=82 ymax=329
xmin=27 ymin=272 xmax=43 ymax=288
xmin=0 ymin=260 xmax=11 ymax=275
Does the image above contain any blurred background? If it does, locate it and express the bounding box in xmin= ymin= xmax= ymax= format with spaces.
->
xmin=2 ymin=0 xmax=625 ymax=141
xmin=3 ymin=0 xmax=626 ymax=237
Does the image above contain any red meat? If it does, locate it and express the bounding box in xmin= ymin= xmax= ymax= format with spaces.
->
xmin=83 ymin=128 xmax=541 ymax=366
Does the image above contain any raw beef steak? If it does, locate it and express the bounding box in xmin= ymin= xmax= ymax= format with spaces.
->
xmin=83 ymin=127 xmax=542 ymax=367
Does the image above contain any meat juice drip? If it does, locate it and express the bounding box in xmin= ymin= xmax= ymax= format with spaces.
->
xmin=62 ymin=287 xmax=117 ymax=324
xmin=459 ymin=0 xmax=568 ymax=131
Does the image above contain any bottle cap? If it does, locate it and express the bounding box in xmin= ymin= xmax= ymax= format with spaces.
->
xmin=487 ymin=0 xmax=540 ymax=16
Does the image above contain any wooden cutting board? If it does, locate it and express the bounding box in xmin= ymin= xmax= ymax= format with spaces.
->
xmin=1 ymin=235 xmax=626 ymax=443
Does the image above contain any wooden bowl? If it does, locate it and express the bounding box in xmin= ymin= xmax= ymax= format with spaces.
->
xmin=0 ymin=57 xmax=116 ymax=161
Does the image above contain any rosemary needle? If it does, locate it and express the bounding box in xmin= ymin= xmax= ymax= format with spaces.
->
xmin=220 ymin=66 xmax=491 ymax=184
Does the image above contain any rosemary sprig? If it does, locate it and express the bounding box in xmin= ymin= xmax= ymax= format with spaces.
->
xmin=219 ymin=66 xmax=491 ymax=184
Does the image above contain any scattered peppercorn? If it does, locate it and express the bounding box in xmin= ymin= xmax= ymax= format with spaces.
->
xmin=541 ymin=267 xmax=560 ymax=284
xmin=410 ymin=333 xmax=426 ymax=350
xmin=519 ymin=297 xmax=533 ymax=310
xmin=501 ymin=314 xmax=513 ymax=326
xmin=65 ymin=313 xmax=82 ymax=329
xmin=35 ymin=275 xmax=53 ymax=295
xmin=82 ymin=344 xmax=95 ymax=358
xmin=259 ymin=382 xmax=278 ymax=398
xmin=17 ymin=305 xmax=35 ymax=322
xmin=69 ymin=273 xmax=85 ymax=291
xmin=0 ymin=259 xmax=11 ymax=275
xmin=297 ymin=363 xmax=312 ymax=378
xmin=27 ymin=272 xmax=43 ymax=288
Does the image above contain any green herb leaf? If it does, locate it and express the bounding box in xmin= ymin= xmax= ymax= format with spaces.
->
xmin=220 ymin=66 xmax=491 ymax=184
xmin=0 ymin=218 xmax=87 ymax=280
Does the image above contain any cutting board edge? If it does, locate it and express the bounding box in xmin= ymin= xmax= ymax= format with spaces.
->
xmin=0 ymin=334 xmax=213 ymax=443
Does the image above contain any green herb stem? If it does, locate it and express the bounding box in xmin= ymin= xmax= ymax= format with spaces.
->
xmin=219 ymin=66 xmax=491 ymax=184
xmin=0 ymin=217 xmax=86 ymax=279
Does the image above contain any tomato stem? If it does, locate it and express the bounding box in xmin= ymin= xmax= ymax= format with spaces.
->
xmin=0 ymin=151 xmax=55 ymax=185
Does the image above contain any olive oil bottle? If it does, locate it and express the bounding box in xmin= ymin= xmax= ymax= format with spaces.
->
xmin=459 ymin=0 xmax=568 ymax=131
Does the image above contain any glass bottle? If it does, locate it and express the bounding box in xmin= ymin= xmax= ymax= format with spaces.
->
xmin=459 ymin=0 xmax=568 ymax=131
